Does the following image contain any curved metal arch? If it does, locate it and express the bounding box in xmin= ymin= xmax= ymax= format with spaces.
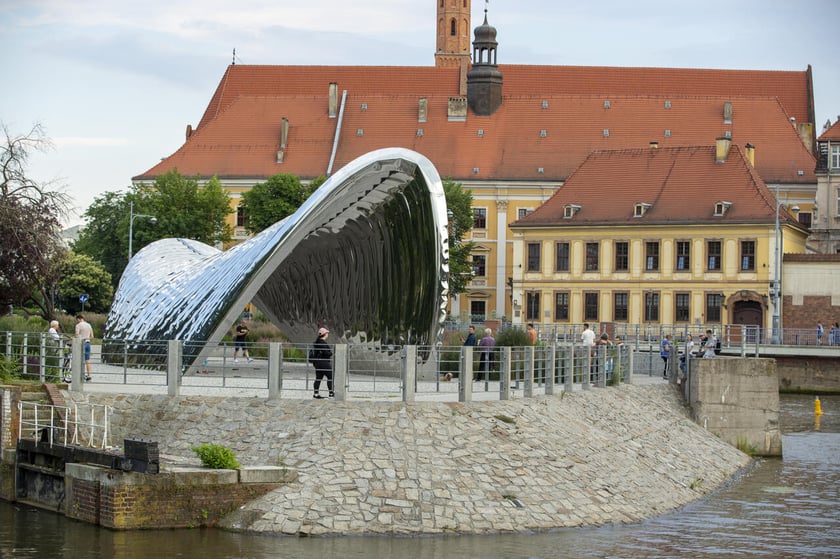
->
xmin=105 ymin=148 xmax=450 ymax=368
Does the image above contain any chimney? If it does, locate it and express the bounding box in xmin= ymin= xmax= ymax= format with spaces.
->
xmin=744 ymin=143 xmax=755 ymax=167
xmin=649 ymin=141 xmax=659 ymax=149
xmin=328 ymin=83 xmax=338 ymax=118
xmin=277 ymin=117 xmax=289 ymax=164
xmin=715 ymin=137 xmax=732 ymax=163
xmin=185 ymin=124 xmax=193 ymax=140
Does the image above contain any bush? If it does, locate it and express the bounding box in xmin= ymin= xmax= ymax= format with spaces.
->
xmin=495 ymin=327 xmax=529 ymax=347
xmin=191 ymin=443 xmax=240 ymax=469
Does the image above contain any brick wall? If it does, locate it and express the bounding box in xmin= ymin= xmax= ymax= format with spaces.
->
xmin=784 ymin=295 xmax=840 ymax=331
xmin=65 ymin=464 xmax=280 ymax=530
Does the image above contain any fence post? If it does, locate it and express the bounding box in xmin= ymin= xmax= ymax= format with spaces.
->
xmin=524 ymin=346 xmax=534 ymax=398
xmin=167 ymin=339 xmax=181 ymax=397
xmin=459 ymin=346 xmax=473 ymax=402
xmin=402 ymin=345 xmax=417 ymax=403
xmin=268 ymin=342 xmax=282 ymax=399
xmin=582 ymin=345 xmax=592 ymax=390
xmin=597 ymin=345 xmax=607 ymax=388
xmin=499 ymin=346 xmax=512 ymax=400
xmin=39 ymin=332 xmax=47 ymax=382
xmin=333 ymin=344 xmax=347 ymax=401
xmin=70 ymin=337 xmax=84 ymax=392
xmin=626 ymin=347 xmax=634 ymax=383
xmin=545 ymin=344 xmax=556 ymax=395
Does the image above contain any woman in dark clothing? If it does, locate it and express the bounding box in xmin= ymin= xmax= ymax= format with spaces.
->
xmin=311 ymin=327 xmax=334 ymax=399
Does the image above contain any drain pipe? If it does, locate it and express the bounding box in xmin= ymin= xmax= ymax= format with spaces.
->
xmin=327 ymin=90 xmax=347 ymax=177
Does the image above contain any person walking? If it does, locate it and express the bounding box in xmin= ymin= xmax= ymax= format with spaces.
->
xmin=232 ymin=320 xmax=253 ymax=362
xmin=74 ymin=314 xmax=94 ymax=381
xmin=311 ymin=327 xmax=334 ymax=399
xmin=527 ymin=323 xmax=538 ymax=345
xmin=680 ymin=334 xmax=695 ymax=374
xmin=831 ymin=322 xmax=840 ymax=346
xmin=702 ymin=329 xmax=717 ymax=358
xmin=581 ymin=323 xmax=596 ymax=348
xmin=463 ymin=325 xmax=477 ymax=347
xmin=660 ymin=334 xmax=672 ymax=378
xmin=817 ymin=321 xmax=825 ymax=345
xmin=477 ymin=328 xmax=496 ymax=382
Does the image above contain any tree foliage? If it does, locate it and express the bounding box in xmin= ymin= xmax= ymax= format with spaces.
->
xmin=56 ymin=253 xmax=113 ymax=314
xmin=75 ymin=171 xmax=233 ymax=288
xmin=241 ymin=173 xmax=326 ymax=234
xmin=443 ymin=179 xmax=475 ymax=296
xmin=0 ymin=122 xmax=70 ymax=319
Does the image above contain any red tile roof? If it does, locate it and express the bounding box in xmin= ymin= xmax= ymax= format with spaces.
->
xmin=510 ymin=144 xmax=803 ymax=228
xmin=135 ymin=64 xmax=816 ymax=185
xmin=818 ymin=118 xmax=840 ymax=140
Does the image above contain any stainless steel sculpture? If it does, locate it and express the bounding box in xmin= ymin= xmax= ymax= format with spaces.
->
xmin=105 ymin=148 xmax=450 ymax=367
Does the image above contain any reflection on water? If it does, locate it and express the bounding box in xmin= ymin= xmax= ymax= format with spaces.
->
xmin=2 ymin=395 xmax=838 ymax=559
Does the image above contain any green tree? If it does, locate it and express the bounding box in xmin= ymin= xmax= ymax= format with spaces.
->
xmin=443 ymin=179 xmax=475 ymax=296
xmin=73 ymin=190 xmax=127 ymax=287
xmin=241 ymin=173 xmax=326 ymax=234
xmin=75 ymin=171 xmax=233 ymax=288
xmin=0 ymin=122 xmax=70 ymax=319
xmin=57 ymin=253 xmax=113 ymax=314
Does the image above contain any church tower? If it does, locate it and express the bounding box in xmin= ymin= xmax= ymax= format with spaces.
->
xmin=435 ymin=0 xmax=472 ymax=92
xmin=466 ymin=7 xmax=503 ymax=116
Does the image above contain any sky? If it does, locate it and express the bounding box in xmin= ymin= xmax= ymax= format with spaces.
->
xmin=2 ymin=0 xmax=839 ymax=228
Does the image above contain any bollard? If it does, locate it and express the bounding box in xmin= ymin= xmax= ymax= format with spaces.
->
xmin=815 ymin=396 xmax=824 ymax=416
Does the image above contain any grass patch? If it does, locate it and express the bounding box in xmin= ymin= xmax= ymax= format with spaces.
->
xmin=494 ymin=414 xmax=516 ymax=424
xmin=735 ymin=434 xmax=759 ymax=456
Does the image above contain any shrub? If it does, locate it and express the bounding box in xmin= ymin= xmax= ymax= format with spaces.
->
xmin=191 ymin=443 xmax=241 ymax=469
xmin=495 ymin=327 xmax=529 ymax=347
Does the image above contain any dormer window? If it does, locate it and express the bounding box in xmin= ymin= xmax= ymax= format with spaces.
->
xmin=563 ymin=204 xmax=582 ymax=219
xmin=634 ymin=202 xmax=652 ymax=217
xmin=714 ymin=200 xmax=733 ymax=216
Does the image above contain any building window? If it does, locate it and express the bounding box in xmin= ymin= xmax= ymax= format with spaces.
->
xmin=585 ymin=242 xmax=599 ymax=272
xmin=614 ymin=241 xmax=629 ymax=272
xmin=836 ymin=187 xmax=840 ymax=216
xmin=707 ymin=240 xmax=722 ymax=271
xmin=472 ymin=254 xmax=486 ymax=277
xmin=740 ymin=240 xmax=756 ymax=271
xmin=645 ymin=241 xmax=660 ymax=271
xmin=450 ymin=18 xmax=456 ymax=36
xmin=613 ymin=292 xmax=629 ymax=322
xmin=676 ymin=241 xmax=691 ymax=271
xmin=555 ymin=242 xmax=570 ymax=272
xmin=831 ymin=144 xmax=840 ymax=170
xmin=644 ymin=291 xmax=660 ymax=322
xmin=518 ymin=208 xmax=532 ymax=219
xmin=470 ymin=300 xmax=486 ymax=323
xmin=526 ymin=292 xmax=540 ymax=321
xmin=527 ymin=243 xmax=541 ymax=272
xmin=236 ymin=205 xmax=247 ymax=227
xmin=554 ymin=292 xmax=570 ymax=321
xmin=798 ymin=212 xmax=812 ymax=228
xmin=584 ymin=292 xmax=599 ymax=322
xmin=473 ymin=208 xmax=487 ymax=229
xmin=675 ymin=292 xmax=690 ymax=322
xmin=706 ymin=293 xmax=723 ymax=323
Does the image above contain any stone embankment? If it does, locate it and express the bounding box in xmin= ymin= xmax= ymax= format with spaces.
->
xmin=66 ymin=384 xmax=751 ymax=536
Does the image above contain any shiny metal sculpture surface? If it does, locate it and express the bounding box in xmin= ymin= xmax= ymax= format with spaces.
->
xmin=105 ymin=148 xmax=450 ymax=367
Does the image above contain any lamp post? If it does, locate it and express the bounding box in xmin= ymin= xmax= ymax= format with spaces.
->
xmin=771 ymin=185 xmax=781 ymax=344
xmin=128 ymin=201 xmax=157 ymax=260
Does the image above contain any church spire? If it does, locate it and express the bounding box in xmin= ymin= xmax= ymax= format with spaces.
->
xmin=467 ymin=1 xmax=503 ymax=115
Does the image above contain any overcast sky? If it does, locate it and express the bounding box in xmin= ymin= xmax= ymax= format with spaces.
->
xmin=2 ymin=0 xmax=838 ymax=227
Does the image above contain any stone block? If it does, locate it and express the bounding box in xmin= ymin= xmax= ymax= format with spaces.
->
xmin=238 ymin=465 xmax=296 ymax=484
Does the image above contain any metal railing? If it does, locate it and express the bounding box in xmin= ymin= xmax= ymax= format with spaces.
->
xmin=17 ymin=401 xmax=112 ymax=449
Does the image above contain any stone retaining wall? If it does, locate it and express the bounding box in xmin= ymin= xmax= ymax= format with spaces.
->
xmin=65 ymin=384 xmax=751 ymax=536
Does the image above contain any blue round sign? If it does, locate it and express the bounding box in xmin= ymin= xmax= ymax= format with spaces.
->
xmin=79 ymin=294 xmax=89 ymax=303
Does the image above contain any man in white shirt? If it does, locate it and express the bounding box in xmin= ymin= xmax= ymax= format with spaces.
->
xmin=75 ymin=314 xmax=94 ymax=381
xmin=581 ymin=323 xmax=596 ymax=347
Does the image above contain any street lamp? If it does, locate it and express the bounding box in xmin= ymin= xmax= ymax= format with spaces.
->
xmin=771 ymin=185 xmax=781 ymax=344
xmin=128 ymin=201 xmax=157 ymax=260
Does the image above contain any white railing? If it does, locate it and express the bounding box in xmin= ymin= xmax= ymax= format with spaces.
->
xmin=18 ymin=401 xmax=112 ymax=449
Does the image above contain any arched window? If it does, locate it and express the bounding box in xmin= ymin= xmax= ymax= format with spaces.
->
xmin=450 ymin=18 xmax=457 ymax=36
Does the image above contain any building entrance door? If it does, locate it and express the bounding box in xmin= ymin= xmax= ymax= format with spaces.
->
xmin=732 ymin=300 xmax=763 ymax=343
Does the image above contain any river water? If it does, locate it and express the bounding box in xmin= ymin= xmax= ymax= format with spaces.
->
xmin=2 ymin=394 xmax=838 ymax=558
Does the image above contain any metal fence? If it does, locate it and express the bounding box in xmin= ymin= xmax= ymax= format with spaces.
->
xmin=17 ymin=400 xmax=112 ymax=449
xmin=1 ymin=332 xmax=649 ymax=401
